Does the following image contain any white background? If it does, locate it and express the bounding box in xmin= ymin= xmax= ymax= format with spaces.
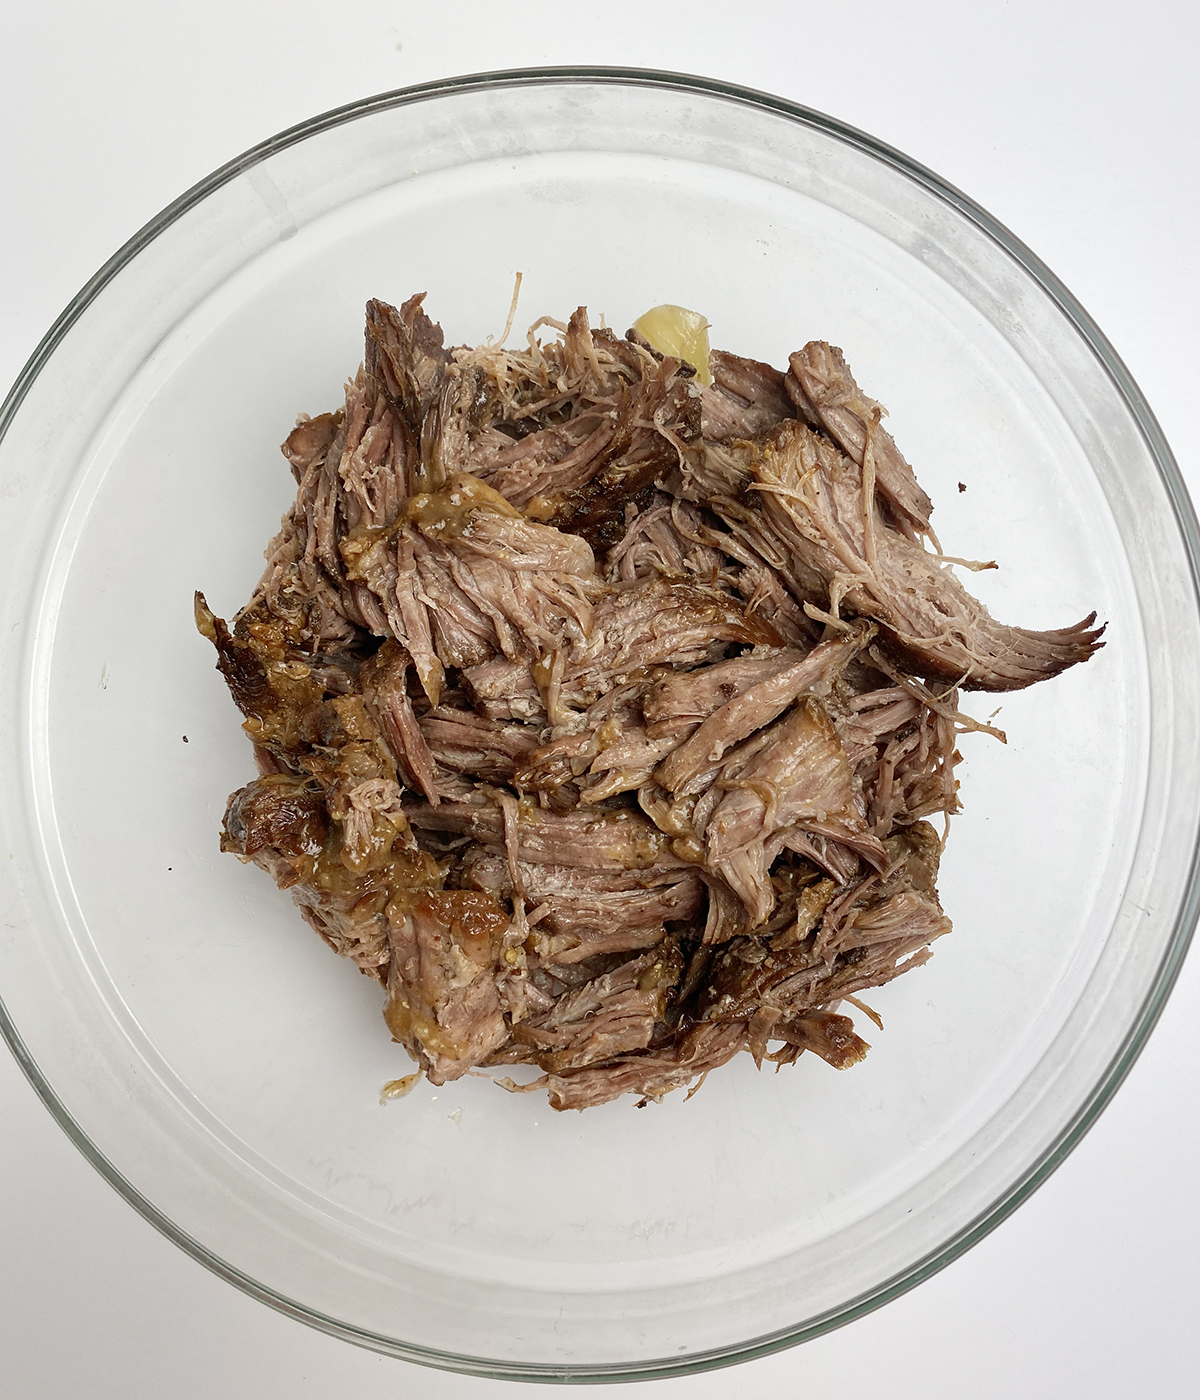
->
xmin=2 ymin=2 xmax=1197 ymax=1396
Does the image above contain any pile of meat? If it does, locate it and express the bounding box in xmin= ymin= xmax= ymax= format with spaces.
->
xmin=197 ymin=295 xmax=1102 ymax=1111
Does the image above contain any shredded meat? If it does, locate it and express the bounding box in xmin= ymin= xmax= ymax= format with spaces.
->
xmin=200 ymin=295 xmax=1103 ymax=1109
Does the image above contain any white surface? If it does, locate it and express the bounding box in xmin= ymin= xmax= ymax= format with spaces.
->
xmin=1 ymin=2 xmax=1196 ymax=1396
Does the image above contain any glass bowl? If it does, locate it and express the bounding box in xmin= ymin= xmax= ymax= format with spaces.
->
xmin=1 ymin=68 xmax=1197 ymax=1382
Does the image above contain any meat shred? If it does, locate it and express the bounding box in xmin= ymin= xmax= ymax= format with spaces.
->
xmin=199 ymin=294 xmax=1103 ymax=1111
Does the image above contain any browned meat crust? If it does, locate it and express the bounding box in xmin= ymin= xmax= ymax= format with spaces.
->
xmin=200 ymin=296 xmax=1102 ymax=1108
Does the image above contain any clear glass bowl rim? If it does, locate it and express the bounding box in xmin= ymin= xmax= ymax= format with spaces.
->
xmin=2 ymin=65 xmax=1198 ymax=1385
